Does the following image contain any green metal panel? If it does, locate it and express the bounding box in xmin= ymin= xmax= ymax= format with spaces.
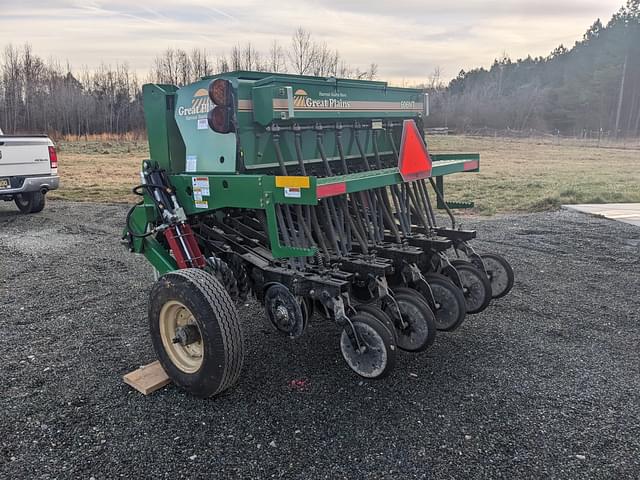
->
xmin=250 ymin=76 xmax=424 ymax=125
xmin=241 ymin=75 xmax=423 ymax=171
xmin=144 ymin=71 xmax=428 ymax=175
xmin=316 ymin=155 xmax=481 ymax=196
xmin=138 ymin=72 xmax=482 ymax=264
xmin=174 ymin=79 xmax=238 ymax=173
xmin=142 ymin=84 xmax=185 ymax=172
xmin=159 ymin=155 xmax=479 ymax=217
xmin=167 ymin=173 xmax=319 ymax=216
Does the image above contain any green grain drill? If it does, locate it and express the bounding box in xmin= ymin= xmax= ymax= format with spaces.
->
xmin=124 ymin=71 xmax=514 ymax=397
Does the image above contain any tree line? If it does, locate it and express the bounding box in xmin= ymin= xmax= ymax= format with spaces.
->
xmin=3 ymin=3 xmax=639 ymax=139
xmin=426 ymin=0 xmax=640 ymax=138
xmin=0 ymin=28 xmax=377 ymax=137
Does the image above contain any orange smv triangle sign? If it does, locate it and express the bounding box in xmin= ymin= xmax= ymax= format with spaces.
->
xmin=398 ymin=119 xmax=432 ymax=181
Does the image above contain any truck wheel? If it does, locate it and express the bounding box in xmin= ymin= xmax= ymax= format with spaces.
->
xmin=14 ymin=191 xmax=45 ymax=214
xmin=149 ymin=268 xmax=244 ymax=397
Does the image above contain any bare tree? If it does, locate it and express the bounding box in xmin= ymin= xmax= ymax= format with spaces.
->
xmin=288 ymin=27 xmax=316 ymax=75
xmin=217 ymin=55 xmax=230 ymax=73
xmin=428 ymin=66 xmax=443 ymax=90
xmin=312 ymin=42 xmax=338 ymax=77
xmin=0 ymin=29 xmax=386 ymax=136
xmin=176 ymin=49 xmax=192 ymax=86
xmin=242 ymin=42 xmax=263 ymax=71
xmin=230 ymin=45 xmax=242 ymax=71
xmin=268 ymin=40 xmax=286 ymax=72
xmin=190 ymin=48 xmax=213 ymax=79
xmin=337 ymin=59 xmax=352 ymax=78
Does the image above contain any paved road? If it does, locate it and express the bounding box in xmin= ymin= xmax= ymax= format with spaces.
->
xmin=1 ymin=201 xmax=639 ymax=479
xmin=563 ymin=203 xmax=640 ymax=227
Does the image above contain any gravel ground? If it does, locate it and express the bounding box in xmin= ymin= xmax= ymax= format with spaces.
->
xmin=1 ymin=200 xmax=639 ymax=479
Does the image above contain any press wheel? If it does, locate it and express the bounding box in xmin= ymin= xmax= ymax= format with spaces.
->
xmin=384 ymin=290 xmax=437 ymax=352
xmin=481 ymin=253 xmax=514 ymax=298
xmin=354 ymin=304 xmax=398 ymax=342
xmin=423 ymin=273 xmax=467 ymax=331
xmin=447 ymin=261 xmax=492 ymax=314
xmin=340 ymin=311 xmax=396 ymax=379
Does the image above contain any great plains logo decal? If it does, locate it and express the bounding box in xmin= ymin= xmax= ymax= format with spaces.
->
xmin=293 ymin=89 xmax=309 ymax=107
xmin=177 ymin=88 xmax=212 ymax=117
xmin=294 ymin=89 xmax=352 ymax=109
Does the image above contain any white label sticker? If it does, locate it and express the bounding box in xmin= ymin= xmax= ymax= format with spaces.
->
xmin=186 ymin=155 xmax=197 ymax=172
xmin=192 ymin=177 xmax=210 ymax=202
xmin=284 ymin=187 xmax=301 ymax=198
xmin=192 ymin=177 xmax=210 ymax=190
xmin=197 ymin=118 xmax=208 ymax=130
xmin=195 ymin=200 xmax=209 ymax=209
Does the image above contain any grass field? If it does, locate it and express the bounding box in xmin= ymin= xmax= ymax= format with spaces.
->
xmin=49 ymin=135 xmax=640 ymax=215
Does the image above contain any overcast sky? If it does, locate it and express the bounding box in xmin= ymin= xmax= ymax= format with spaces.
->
xmin=0 ymin=0 xmax=624 ymax=83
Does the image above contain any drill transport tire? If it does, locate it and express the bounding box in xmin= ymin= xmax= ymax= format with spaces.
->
xmin=149 ymin=269 xmax=244 ymax=398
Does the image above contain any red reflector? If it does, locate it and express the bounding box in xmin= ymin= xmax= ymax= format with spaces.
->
xmin=398 ymin=120 xmax=432 ymax=181
xmin=317 ymin=182 xmax=346 ymax=199
xmin=464 ymin=160 xmax=479 ymax=171
xmin=48 ymin=146 xmax=58 ymax=169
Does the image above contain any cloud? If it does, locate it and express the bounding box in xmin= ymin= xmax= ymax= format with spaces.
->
xmin=0 ymin=0 xmax=624 ymax=83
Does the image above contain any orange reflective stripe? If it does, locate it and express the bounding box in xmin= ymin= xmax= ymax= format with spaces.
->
xmin=275 ymin=176 xmax=310 ymax=188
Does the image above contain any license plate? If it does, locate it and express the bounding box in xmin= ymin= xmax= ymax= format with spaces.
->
xmin=0 ymin=178 xmax=10 ymax=190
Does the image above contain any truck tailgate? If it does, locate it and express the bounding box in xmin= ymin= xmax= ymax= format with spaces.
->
xmin=0 ymin=136 xmax=52 ymax=177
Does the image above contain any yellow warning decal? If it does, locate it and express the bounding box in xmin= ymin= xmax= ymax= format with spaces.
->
xmin=275 ymin=176 xmax=310 ymax=189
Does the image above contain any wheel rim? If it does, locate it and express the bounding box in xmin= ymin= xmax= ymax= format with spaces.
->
xmin=482 ymin=256 xmax=510 ymax=298
xmin=386 ymin=297 xmax=431 ymax=352
xmin=264 ymin=284 xmax=305 ymax=337
xmin=159 ymin=300 xmax=204 ymax=374
xmin=457 ymin=267 xmax=486 ymax=313
xmin=430 ymin=282 xmax=462 ymax=330
xmin=340 ymin=322 xmax=388 ymax=378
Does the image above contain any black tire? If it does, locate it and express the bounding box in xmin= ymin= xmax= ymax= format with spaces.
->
xmin=481 ymin=253 xmax=514 ymax=299
xmin=149 ymin=268 xmax=244 ymax=397
xmin=450 ymin=258 xmax=489 ymax=280
xmin=354 ymin=304 xmax=398 ymax=343
xmin=384 ymin=290 xmax=437 ymax=352
xmin=340 ymin=311 xmax=396 ymax=379
xmin=14 ymin=191 xmax=45 ymax=214
xmin=228 ymin=254 xmax=250 ymax=301
xmin=205 ymin=257 xmax=240 ymax=302
xmin=448 ymin=262 xmax=492 ymax=314
xmin=423 ymin=273 xmax=467 ymax=331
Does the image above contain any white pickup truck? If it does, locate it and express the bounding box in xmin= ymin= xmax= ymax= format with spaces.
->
xmin=0 ymin=127 xmax=59 ymax=213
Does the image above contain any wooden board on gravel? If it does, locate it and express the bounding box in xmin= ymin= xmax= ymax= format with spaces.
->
xmin=123 ymin=361 xmax=171 ymax=395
